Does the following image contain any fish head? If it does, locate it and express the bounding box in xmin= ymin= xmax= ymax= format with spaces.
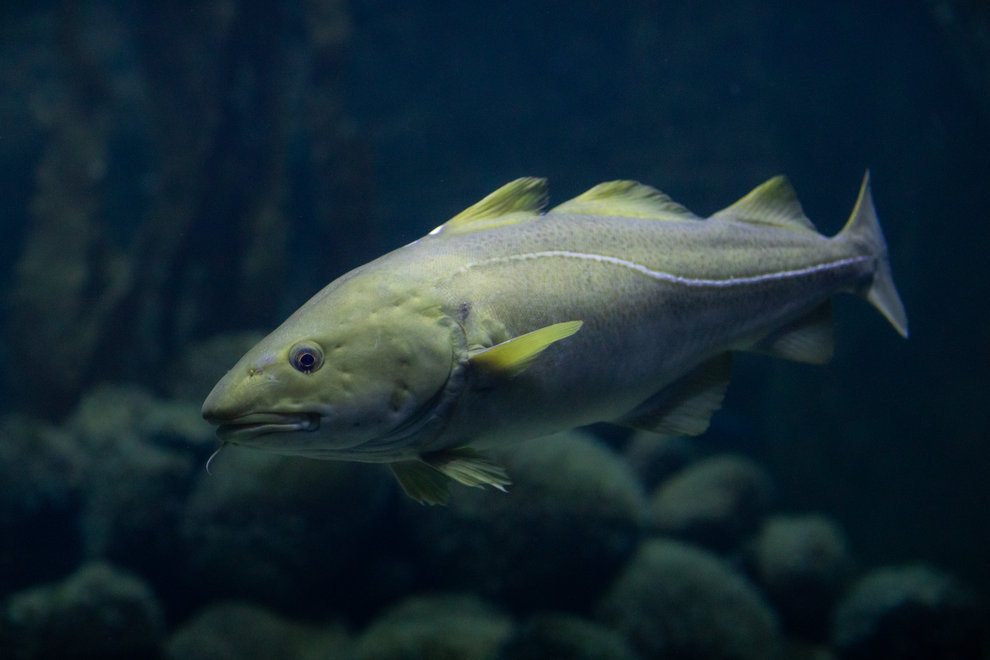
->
xmin=201 ymin=277 xmax=460 ymax=460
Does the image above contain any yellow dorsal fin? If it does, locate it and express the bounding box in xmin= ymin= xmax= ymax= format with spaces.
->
xmin=551 ymin=180 xmax=701 ymax=221
xmin=437 ymin=177 xmax=548 ymax=235
xmin=469 ymin=320 xmax=583 ymax=378
xmin=709 ymin=176 xmax=817 ymax=232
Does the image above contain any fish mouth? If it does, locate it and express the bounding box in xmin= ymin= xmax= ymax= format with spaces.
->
xmin=213 ymin=412 xmax=320 ymax=442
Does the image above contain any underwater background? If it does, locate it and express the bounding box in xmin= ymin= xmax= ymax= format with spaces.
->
xmin=1 ymin=0 xmax=988 ymax=658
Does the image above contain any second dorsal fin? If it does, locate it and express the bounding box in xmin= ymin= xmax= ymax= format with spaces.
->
xmin=436 ymin=177 xmax=548 ymax=235
xmin=709 ymin=176 xmax=817 ymax=232
xmin=551 ymin=180 xmax=701 ymax=221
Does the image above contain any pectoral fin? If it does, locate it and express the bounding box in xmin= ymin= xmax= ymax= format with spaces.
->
xmin=469 ymin=320 xmax=583 ymax=377
xmin=617 ymin=353 xmax=732 ymax=436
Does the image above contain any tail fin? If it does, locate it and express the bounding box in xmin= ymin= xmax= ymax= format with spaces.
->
xmin=838 ymin=171 xmax=909 ymax=338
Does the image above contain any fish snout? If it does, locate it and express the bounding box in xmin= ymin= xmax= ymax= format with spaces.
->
xmin=201 ymin=369 xmax=244 ymax=425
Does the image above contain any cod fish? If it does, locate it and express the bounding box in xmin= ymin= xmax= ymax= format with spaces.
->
xmin=202 ymin=173 xmax=907 ymax=504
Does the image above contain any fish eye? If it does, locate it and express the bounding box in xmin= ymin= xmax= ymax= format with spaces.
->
xmin=289 ymin=341 xmax=324 ymax=374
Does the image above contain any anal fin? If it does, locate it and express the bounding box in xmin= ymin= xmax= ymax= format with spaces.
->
xmin=752 ymin=301 xmax=834 ymax=364
xmin=617 ymin=353 xmax=732 ymax=436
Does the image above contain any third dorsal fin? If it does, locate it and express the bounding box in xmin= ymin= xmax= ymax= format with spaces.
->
xmin=709 ymin=176 xmax=817 ymax=232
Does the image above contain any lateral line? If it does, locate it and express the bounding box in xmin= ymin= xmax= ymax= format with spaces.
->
xmin=460 ymin=250 xmax=871 ymax=287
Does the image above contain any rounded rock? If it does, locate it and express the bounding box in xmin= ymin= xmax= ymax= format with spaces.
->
xmin=497 ymin=612 xmax=640 ymax=660
xmin=355 ymin=593 xmax=512 ymax=660
xmin=181 ymin=449 xmax=393 ymax=612
xmin=68 ymin=385 xmax=203 ymax=599
xmin=623 ymin=430 xmax=698 ymax=491
xmin=746 ymin=514 xmax=852 ymax=639
xmin=404 ymin=430 xmax=645 ymax=612
xmin=0 ymin=415 xmax=87 ymax=594
xmin=597 ymin=538 xmax=782 ymax=660
xmin=0 ymin=561 xmax=164 ymax=660
xmin=831 ymin=563 xmax=986 ymax=659
xmin=648 ymin=454 xmax=772 ymax=551
xmin=167 ymin=601 xmax=352 ymax=660
xmin=69 ymin=383 xmax=214 ymax=453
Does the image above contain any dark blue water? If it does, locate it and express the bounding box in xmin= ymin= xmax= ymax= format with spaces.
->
xmin=1 ymin=1 xmax=987 ymax=657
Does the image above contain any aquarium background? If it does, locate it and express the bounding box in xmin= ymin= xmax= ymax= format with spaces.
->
xmin=1 ymin=0 xmax=988 ymax=658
